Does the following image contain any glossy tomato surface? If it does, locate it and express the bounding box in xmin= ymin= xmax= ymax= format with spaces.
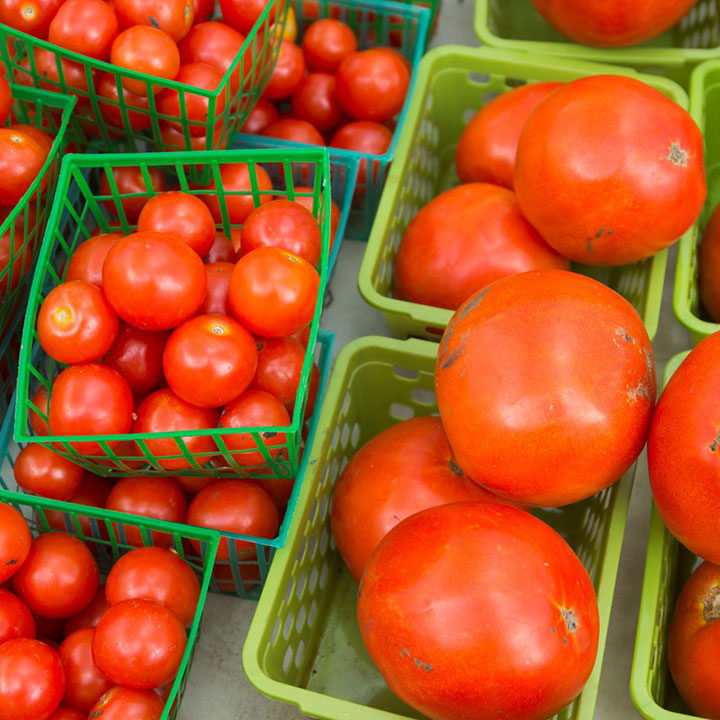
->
xmin=219 ymin=0 xmax=274 ymax=34
xmin=262 ymin=40 xmax=305 ymax=100
xmin=263 ymin=118 xmax=324 ymax=146
xmin=87 ymin=687 xmax=164 ymax=720
xmin=44 ymin=476 xmax=113 ymax=541
xmin=0 ymin=503 xmax=31 ymax=583
xmin=99 ymin=166 xmax=165 ymax=222
xmin=202 ymin=161 xmax=273 ymax=224
xmin=13 ymin=444 xmax=84 ymax=501
xmin=0 ymin=589 xmax=36 ymax=644
xmin=48 ymin=0 xmax=118 ymax=60
xmin=97 ymin=72 xmax=152 ymax=130
xmin=104 ymin=323 xmax=169 ymax=395
xmin=198 ymin=262 xmax=233 ymax=315
xmin=58 ymin=628 xmax=113 ymax=712
xmin=205 ymin=233 xmax=235 ymax=263
xmin=0 ymin=128 xmax=46 ymax=207
xmin=329 ymin=121 xmax=392 ymax=185
xmin=63 ymin=585 xmax=108 ymax=636
xmin=251 ymin=335 xmax=306 ymax=407
xmin=302 ymin=18 xmax=357 ymax=72
xmin=114 ymin=0 xmax=193 ymax=41
xmin=291 ymin=73 xmax=345 ymax=132
xmin=64 ymin=234 xmax=122 ymax=287
xmin=240 ymin=99 xmax=280 ymax=134
xmin=0 ymin=0 xmax=64 ymax=37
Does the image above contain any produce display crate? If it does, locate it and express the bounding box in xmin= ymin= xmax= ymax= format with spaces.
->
xmin=631 ymin=351 xmax=701 ymax=720
xmin=0 ymin=487 xmax=220 ymax=720
xmin=0 ymin=0 xmax=288 ymax=153
xmin=243 ymin=335 xmax=635 ymax=720
xmin=232 ymin=0 xmax=431 ymax=241
xmin=674 ymin=60 xmax=720 ymax=344
xmin=358 ymin=46 xmax=672 ymax=342
xmin=15 ymin=148 xmax=332 ymax=479
xmin=474 ymin=0 xmax=720 ymax=88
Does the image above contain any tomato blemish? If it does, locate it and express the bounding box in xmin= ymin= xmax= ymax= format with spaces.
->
xmin=615 ymin=327 xmax=635 ymax=344
xmin=704 ymin=586 xmax=720 ymax=622
xmin=709 ymin=430 xmax=720 ymax=453
xmin=448 ymin=459 xmax=464 ymax=476
xmin=666 ymin=142 xmax=688 ymax=167
xmin=561 ymin=608 xmax=578 ymax=633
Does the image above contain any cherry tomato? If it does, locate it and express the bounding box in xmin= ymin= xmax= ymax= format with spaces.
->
xmin=46 ymin=707 xmax=85 ymax=720
xmin=302 ymin=18 xmax=357 ymax=73
xmin=103 ymin=231 xmax=207 ymax=331
xmin=65 ymin=233 xmax=122 ymax=287
xmin=0 ymin=128 xmax=46 ymax=207
xmin=0 ymin=75 xmax=10 ymax=126
xmin=106 ymin=476 xmax=188 ymax=547
xmin=132 ymin=388 xmax=219 ymax=470
xmin=262 ymin=40 xmax=305 ymax=100
xmin=104 ymin=323 xmax=169 ymax=395
xmin=0 ymin=0 xmax=63 ymax=37
xmin=219 ymin=0 xmax=274 ymax=34
xmin=44 ymin=475 xmax=113 ymax=541
xmin=291 ymin=73 xmax=344 ymax=132
xmin=201 ymin=161 xmax=273 ymax=224
xmin=292 ymin=186 xmax=339 ymax=250
xmin=187 ymin=478 xmax=278 ymax=559
xmin=13 ymin=444 xmax=84 ymax=501
xmin=99 ymin=166 xmax=166 ymax=222
xmin=0 ymin=589 xmax=36 ymax=644
xmin=0 ymin=639 xmax=65 ymax=720
xmin=96 ymin=72 xmax=152 ymax=130
xmin=198 ymin=262 xmax=233 ymax=315
xmin=191 ymin=0 xmax=213 ymax=22
xmin=88 ymin=687 xmax=164 ymax=720
xmin=263 ymin=117 xmax=324 ymax=145
xmin=106 ymin=546 xmax=200 ymax=626
xmin=205 ymin=232 xmax=235 ymax=263
xmin=13 ymin=533 xmax=99 ymax=619
xmin=240 ymin=98 xmax=279 ymax=134
xmin=114 ymin=0 xmax=193 ymax=41
xmin=229 ymin=247 xmax=319 ymax=337
xmin=251 ymin=336 xmax=306 ymax=408
xmin=137 ymin=191 xmax=216 ymax=256
xmin=48 ymin=0 xmax=118 ymax=60
xmin=330 ymin=121 xmax=392 ymax=185
xmin=92 ymin=599 xmax=187 ymax=689
xmin=59 ymin=628 xmax=113 ymax=713
xmin=63 ymin=585 xmax=108 ymax=636
xmin=0 ymin=502 xmax=31 ymax=583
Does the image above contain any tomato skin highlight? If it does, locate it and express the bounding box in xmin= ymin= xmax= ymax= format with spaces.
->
xmin=13 ymin=444 xmax=84 ymax=501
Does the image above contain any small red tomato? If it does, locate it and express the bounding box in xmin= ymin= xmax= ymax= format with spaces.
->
xmin=58 ymin=628 xmax=113 ymax=712
xmin=263 ymin=118 xmax=324 ymax=146
xmin=63 ymin=585 xmax=108 ymax=636
xmin=251 ymin=336 xmax=306 ymax=408
xmin=330 ymin=121 xmax=393 ymax=185
xmin=88 ymin=687 xmax=164 ymax=720
xmin=205 ymin=232 xmax=235 ymax=263
xmin=0 ymin=0 xmax=64 ymax=37
xmin=13 ymin=444 xmax=84 ymax=501
xmin=240 ymin=98 xmax=280 ymax=134
xmin=262 ymin=40 xmax=305 ymax=100
xmin=96 ymin=72 xmax=152 ymax=130
xmin=219 ymin=0 xmax=275 ymax=34
xmin=198 ymin=262 xmax=233 ymax=315
xmin=302 ymin=18 xmax=357 ymax=73
xmin=44 ymin=475 xmax=113 ymax=540
xmin=64 ymin=233 xmax=123 ymax=287
xmin=99 ymin=166 xmax=166 ymax=222
xmin=0 ymin=128 xmax=46 ymax=207
xmin=48 ymin=0 xmax=119 ymax=60
xmin=201 ymin=161 xmax=273 ymax=224
xmin=0 ymin=502 xmax=31 ymax=583
xmin=104 ymin=323 xmax=170 ymax=395
xmin=0 ymin=588 xmax=36 ymax=644
xmin=114 ymin=0 xmax=193 ymax=42
xmin=291 ymin=72 xmax=344 ymax=132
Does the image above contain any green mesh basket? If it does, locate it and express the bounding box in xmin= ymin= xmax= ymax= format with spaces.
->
xmin=0 ymin=0 xmax=287 ymax=153
xmin=475 ymin=0 xmax=720 ymax=88
xmin=0 ymin=487 xmax=220 ymax=720
xmin=358 ymin=46 xmax=672 ymax=342
xmin=243 ymin=335 xmax=635 ymax=720
xmin=15 ymin=148 xmax=332 ymax=479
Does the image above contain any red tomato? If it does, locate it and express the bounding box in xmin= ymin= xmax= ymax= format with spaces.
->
xmin=0 ymin=75 xmax=10 ymax=126
xmin=29 ymin=385 xmax=49 ymax=435
xmin=104 ymin=323 xmax=169 ymax=395
xmin=393 ymin=184 xmax=570 ymax=311
xmin=436 ymin=270 xmax=655 ymax=506
xmin=99 ymin=166 xmax=166 ymax=222
xmin=31 ymin=50 xmax=92 ymax=100
xmin=96 ymin=73 xmax=152 ymax=130
xmin=515 ymin=75 xmax=706 ymax=265
xmin=58 ymin=628 xmax=113 ymax=712
xmin=218 ymin=389 xmax=290 ymax=466
xmin=37 ymin=281 xmax=119 ymax=364
xmin=0 ymin=128 xmax=46 ymax=207
xmin=219 ymin=0 xmax=275 ymax=34
xmin=358 ymin=503 xmax=599 ymax=720
xmin=191 ymin=0 xmax=213 ymax=22
xmin=205 ymin=232 xmax=235 ymax=263
xmin=13 ymin=445 xmax=84 ymax=501
xmin=63 ymin=585 xmax=108 ymax=636
xmin=250 ymin=476 xmax=294 ymax=511
xmin=240 ymin=98 xmax=279 ymax=134
xmin=0 ymin=0 xmax=63 ymax=37
xmin=699 ymin=202 xmax=720 ymax=322
xmin=172 ymin=474 xmax=216 ymax=494
xmin=302 ymin=18 xmax=357 ymax=73
xmin=163 ymin=314 xmax=258 ymax=408
xmin=0 ymin=225 xmax=30 ymax=295
xmin=0 ymin=589 xmax=36 ymax=644
xmin=292 ymin=186 xmax=339 ymax=250
xmin=456 ymin=82 xmax=562 ymax=189
xmin=330 ymin=121 xmax=392 ymax=185
xmin=0 ymin=503 xmax=31 ymax=583
xmin=198 ymin=262 xmax=233 ymax=315
xmin=65 ymin=233 xmax=122 ymax=287
xmin=132 ymin=388 xmax=219 ymax=470
xmin=13 ymin=533 xmax=99 ymax=619
xmin=106 ymin=546 xmax=200 ymax=626
xmin=263 ymin=118 xmax=324 ymax=146
xmin=229 ymin=247 xmax=319 ymax=337
xmin=103 ymin=231 xmax=207 ymax=331
xmin=10 ymin=125 xmax=53 ymax=155
xmin=106 ymin=476 xmax=188 ymax=547
xmin=186 ymin=479 xmax=278 ymax=559
xmin=47 ymin=707 xmax=85 ymax=720
xmin=48 ymin=0 xmax=118 ymax=60
xmin=44 ymin=475 xmax=113 ymax=540
xmin=291 ymin=73 xmax=344 ymax=133
xmin=88 ymin=687 xmax=164 ymax=720
xmin=201 ymin=161 xmax=273 ymax=224
xmin=92 ymin=599 xmax=187 ymax=689
xmin=251 ymin=335 xmax=305 ymax=407
xmin=0 ymin=639 xmax=65 ymax=720
xmin=262 ymin=40 xmax=305 ymax=100
xmin=114 ymin=0 xmax=193 ymax=41
xmin=158 ymin=120 xmax=223 ymax=151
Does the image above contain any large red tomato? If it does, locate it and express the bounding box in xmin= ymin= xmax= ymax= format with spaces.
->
xmin=436 ymin=270 xmax=655 ymax=507
xmin=87 ymin=687 xmax=164 ymax=720
xmin=0 ymin=502 xmax=31 ymax=583
xmin=104 ymin=323 xmax=169 ymax=395
xmin=302 ymin=18 xmax=356 ymax=73
xmin=13 ymin=444 xmax=84 ymax=501
xmin=48 ymin=0 xmax=118 ymax=61
xmin=291 ymin=73 xmax=344 ymax=132
xmin=0 ymin=0 xmax=64 ymax=37
xmin=114 ymin=0 xmax=193 ymax=41
xmin=0 ymin=589 xmax=36 ymax=644
xmin=393 ymin=184 xmax=570 ymax=311
xmin=358 ymin=502 xmax=599 ymax=720
xmin=99 ymin=166 xmax=165 ymax=222
xmin=515 ymin=75 xmax=706 ymax=265
xmin=456 ymin=82 xmax=562 ymax=189
xmin=251 ymin=335 xmax=306 ymax=407
xmin=64 ymin=233 xmax=122 ymax=287
xmin=0 ymin=128 xmax=46 ymax=207
xmin=648 ymin=332 xmax=720 ymax=562
xmin=201 ymin=161 xmax=273 ymax=224
xmin=58 ymin=628 xmax=113 ymax=712
xmin=531 ymin=0 xmax=697 ymax=47
xmin=198 ymin=262 xmax=233 ymax=315
xmin=331 ymin=417 xmax=509 ymax=582
xmin=219 ymin=0 xmax=274 ymax=34
xmin=699 ymin=202 xmax=720 ymax=322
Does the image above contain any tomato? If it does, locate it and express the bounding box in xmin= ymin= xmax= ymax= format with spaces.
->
xmin=13 ymin=533 xmax=99 ymax=619
xmin=99 ymin=166 xmax=166 ymax=222
xmin=0 ymin=75 xmax=10 ymax=126
xmin=201 ymin=161 xmax=273 ymax=224
xmin=44 ymin=475 xmax=113 ymax=540
xmin=88 ymin=687 xmax=164 ymax=720
xmin=190 ymin=0 xmax=213 ymax=23
xmin=47 ymin=708 xmax=85 ymax=720
xmin=186 ymin=479 xmax=278 ymax=559
xmin=63 ymin=585 xmax=108 ymax=636
xmin=699 ymin=202 xmax=720 ymax=322
xmin=10 ymin=125 xmax=53 ymax=157
xmin=172 ymin=474 xmax=215 ymax=494
xmin=106 ymin=546 xmax=200 ymax=626
xmin=158 ymin=120 xmax=224 ymax=151
xmin=0 ymin=589 xmax=36 ymax=644
xmin=456 ymin=82 xmax=561 ymax=189
xmin=394 ymin=184 xmax=570 ymax=311
xmin=96 ymin=72 xmax=152 ymax=130
xmin=531 ymin=0 xmax=697 ymax=47
xmin=32 ymin=50 xmax=93 ymax=100
xmin=0 ymin=225 xmax=30 ymax=294
xmin=515 ymin=75 xmax=706 ymax=266
xmin=290 ymin=73 xmax=344 ymax=133
xmin=329 ymin=121 xmax=392 ymax=185
xmin=262 ymin=40 xmax=305 ymax=100
xmin=65 ymin=233 xmax=122 ymax=287
xmin=251 ymin=335 xmax=305 ymax=408
xmin=0 ymin=639 xmax=65 ymax=720
xmin=0 ymin=503 xmax=31 ymax=583
xmin=668 ymin=561 xmax=720 ymax=719
xmin=106 ymin=476 xmax=188 ymax=547
xmin=229 ymin=247 xmax=319 ymax=337
xmin=58 ymin=628 xmax=113 ymax=713
xmin=104 ymin=323 xmax=169 ymax=395
xmin=263 ymin=118 xmax=324 ymax=146
xmin=240 ymin=98 xmax=280 ymax=134
xmin=436 ymin=270 xmax=654 ymax=506
xmin=132 ymin=388 xmax=219 ymax=470
xmin=114 ymin=0 xmax=193 ymax=41
xmin=205 ymin=232 xmax=235 ymax=263
xmin=198 ymin=262 xmax=233 ymax=315
xmin=0 ymin=0 xmax=63 ymax=37
xmin=103 ymin=231 xmax=207 ymax=331
xmin=92 ymin=598 xmax=186 ymax=689
xmin=219 ymin=0 xmax=274 ymax=34
xmin=358 ymin=502 xmax=599 ymax=720
xmin=0 ymin=128 xmax=46 ymax=207
xmin=13 ymin=445 xmax=84 ymax=501
xmin=218 ymin=389 xmax=290 ymax=466
xmin=302 ymin=18 xmax=357 ymax=73
xmin=27 ymin=385 xmax=50 ymax=437
xmin=299 ymin=361 xmax=319 ymax=416
xmin=110 ymin=27 xmax=181 ymax=97
xmin=48 ymin=0 xmax=118 ymax=61
xmin=292 ymin=186 xmax=339 ymax=250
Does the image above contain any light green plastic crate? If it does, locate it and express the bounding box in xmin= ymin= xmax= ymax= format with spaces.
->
xmin=243 ymin=335 xmax=635 ymax=720
xmin=358 ymin=46 xmax=670 ymax=342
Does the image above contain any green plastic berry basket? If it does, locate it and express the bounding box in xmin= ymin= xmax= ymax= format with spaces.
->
xmin=475 ymin=0 xmax=720 ymax=89
xmin=631 ymin=351 xmax=702 ymax=720
xmin=0 ymin=0 xmax=287 ymax=153
xmin=0 ymin=488 xmax=220 ymax=720
xmin=15 ymin=147 xmax=332 ymax=479
xmin=243 ymin=334 xmax=635 ymax=720
xmin=232 ymin=0 xmax=431 ymax=242
xmin=358 ymin=46 xmax=672 ymax=342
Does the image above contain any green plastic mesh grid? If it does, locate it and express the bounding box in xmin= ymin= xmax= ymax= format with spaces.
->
xmin=243 ymin=335 xmax=635 ymax=720
xmin=475 ymin=0 xmax=720 ymax=88
xmin=15 ymin=148 xmax=332 ymax=479
xmin=0 ymin=0 xmax=288 ymax=153
xmin=358 ymin=46 xmax=672 ymax=342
